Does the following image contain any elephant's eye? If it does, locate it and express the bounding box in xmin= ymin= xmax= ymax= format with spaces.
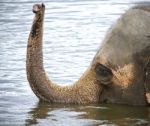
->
xmin=95 ymin=63 xmax=113 ymax=85
xmin=95 ymin=64 xmax=112 ymax=76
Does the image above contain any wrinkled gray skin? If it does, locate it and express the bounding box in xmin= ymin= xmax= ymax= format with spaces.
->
xmin=27 ymin=3 xmax=150 ymax=106
xmin=92 ymin=5 xmax=150 ymax=105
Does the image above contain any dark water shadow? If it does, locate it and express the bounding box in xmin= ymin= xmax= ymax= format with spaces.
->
xmin=25 ymin=102 xmax=51 ymax=125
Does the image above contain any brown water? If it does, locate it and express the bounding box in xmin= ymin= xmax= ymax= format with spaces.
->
xmin=0 ymin=0 xmax=150 ymax=125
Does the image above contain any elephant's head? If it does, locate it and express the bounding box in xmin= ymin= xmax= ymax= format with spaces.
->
xmin=27 ymin=3 xmax=150 ymax=105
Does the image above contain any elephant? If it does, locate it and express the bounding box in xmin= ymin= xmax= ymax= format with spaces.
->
xmin=26 ymin=3 xmax=150 ymax=105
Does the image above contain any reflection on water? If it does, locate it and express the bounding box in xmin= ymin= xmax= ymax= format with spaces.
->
xmin=0 ymin=0 xmax=150 ymax=125
xmin=25 ymin=102 xmax=150 ymax=126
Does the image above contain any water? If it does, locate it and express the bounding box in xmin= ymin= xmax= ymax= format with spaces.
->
xmin=0 ymin=0 xmax=150 ymax=125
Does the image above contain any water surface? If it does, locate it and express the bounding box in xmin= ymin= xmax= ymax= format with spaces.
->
xmin=0 ymin=0 xmax=150 ymax=125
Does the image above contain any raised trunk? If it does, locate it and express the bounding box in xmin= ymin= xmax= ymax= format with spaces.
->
xmin=26 ymin=4 xmax=102 ymax=104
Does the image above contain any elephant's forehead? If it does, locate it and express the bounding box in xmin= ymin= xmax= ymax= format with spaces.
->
xmin=95 ymin=8 xmax=150 ymax=68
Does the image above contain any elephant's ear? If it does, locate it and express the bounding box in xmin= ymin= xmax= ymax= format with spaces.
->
xmin=144 ymin=59 xmax=150 ymax=104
